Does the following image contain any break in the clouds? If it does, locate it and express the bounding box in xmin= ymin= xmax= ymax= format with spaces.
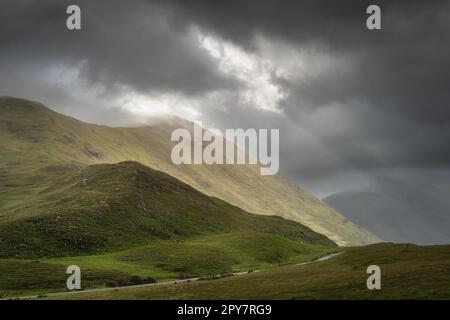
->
xmin=1 ymin=0 xmax=450 ymax=196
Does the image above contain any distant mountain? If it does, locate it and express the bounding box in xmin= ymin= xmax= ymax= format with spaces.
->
xmin=0 ymin=97 xmax=380 ymax=246
xmin=324 ymin=179 xmax=450 ymax=245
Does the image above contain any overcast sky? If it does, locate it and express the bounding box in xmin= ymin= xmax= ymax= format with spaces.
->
xmin=1 ymin=0 xmax=450 ymax=197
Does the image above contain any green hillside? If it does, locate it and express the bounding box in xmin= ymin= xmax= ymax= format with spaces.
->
xmin=0 ymin=159 xmax=337 ymax=297
xmin=0 ymin=96 xmax=379 ymax=246
xmin=0 ymin=161 xmax=334 ymax=259
xmin=0 ymin=96 xmax=343 ymax=297
xmin=50 ymin=243 xmax=450 ymax=300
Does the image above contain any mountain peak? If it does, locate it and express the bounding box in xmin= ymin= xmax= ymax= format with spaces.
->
xmin=0 ymin=96 xmax=51 ymax=112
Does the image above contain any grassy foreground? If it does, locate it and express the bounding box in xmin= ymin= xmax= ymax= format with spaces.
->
xmin=0 ymin=233 xmax=334 ymax=298
xmin=45 ymin=243 xmax=450 ymax=300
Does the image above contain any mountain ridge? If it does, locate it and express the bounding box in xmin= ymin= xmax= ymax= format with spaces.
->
xmin=0 ymin=160 xmax=335 ymax=258
xmin=0 ymin=96 xmax=380 ymax=246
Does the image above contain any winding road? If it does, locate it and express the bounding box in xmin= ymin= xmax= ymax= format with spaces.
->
xmin=4 ymin=251 xmax=343 ymax=300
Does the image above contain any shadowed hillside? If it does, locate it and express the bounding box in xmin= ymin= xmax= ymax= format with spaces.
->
xmin=0 ymin=161 xmax=335 ymax=258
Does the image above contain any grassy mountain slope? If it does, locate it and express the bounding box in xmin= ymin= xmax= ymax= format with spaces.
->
xmin=0 ymin=97 xmax=379 ymax=246
xmin=0 ymin=157 xmax=337 ymax=297
xmin=52 ymin=243 xmax=450 ymax=300
xmin=0 ymin=161 xmax=334 ymax=259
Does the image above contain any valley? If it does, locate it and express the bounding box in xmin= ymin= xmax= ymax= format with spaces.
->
xmin=1 ymin=97 xmax=449 ymax=300
xmin=28 ymin=243 xmax=450 ymax=300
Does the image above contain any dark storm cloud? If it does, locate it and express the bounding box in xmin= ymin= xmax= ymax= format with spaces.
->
xmin=165 ymin=0 xmax=450 ymax=191
xmin=0 ymin=0 xmax=237 ymax=96
xmin=1 ymin=0 xmax=450 ymax=195
xmin=168 ymin=0 xmax=450 ymax=121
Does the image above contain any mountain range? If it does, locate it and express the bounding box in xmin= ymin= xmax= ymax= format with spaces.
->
xmin=2 ymin=97 xmax=450 ymax=300
xmin=0 ymin=96 xmax=346 ymax=296
xmin=0 ymin=96 xmax=379 ymax=246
